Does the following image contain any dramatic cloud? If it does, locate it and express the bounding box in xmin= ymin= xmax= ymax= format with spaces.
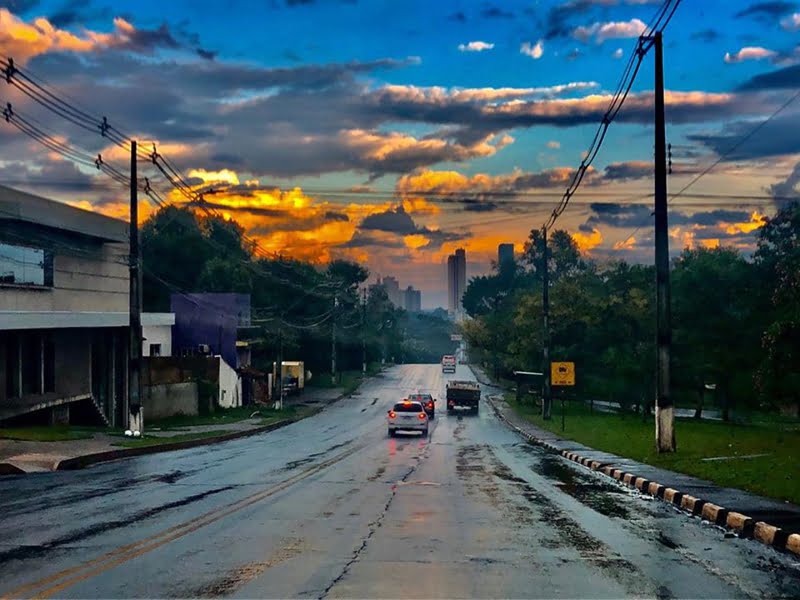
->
xmin=769 ymin=161 xmax=800 ymax=197
xmin=602 ymin=160 xmax=652 ymax=180
xmin=688 ymin=113 xmax=800 ymax=160
xmin=0 ymin=9 xmax=193 ymax=64
xmin=738 ymin=63 xmax=800 ymax=89
xmin=691 ymin=29 xmax=721 ymax=42
xmin=458 ymin=40 xmax=494 ymax=52
xmin=572 ymin=227 xmax=603 ymax=253
xmin=481 ymin=6 xmax=514 ymax=18
xmin=735 ymin=1 xmax=797 ymax=20
xmin=572 ymin=18 xmax=647 ymax=44
xmin=781 ymin=12 xmax=800 ymax=28
xmin=724 ymin=46 xmax=777 ymax=63
xmin=521 ymin=40 xmax=544 ymax=59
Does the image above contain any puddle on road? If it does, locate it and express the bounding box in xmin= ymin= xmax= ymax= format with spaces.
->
xmin=527 ymin=452 xmax=632 ymax=520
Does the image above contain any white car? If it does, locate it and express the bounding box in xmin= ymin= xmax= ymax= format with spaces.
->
xmin=387 ymin=400 xmax=429 ymax=437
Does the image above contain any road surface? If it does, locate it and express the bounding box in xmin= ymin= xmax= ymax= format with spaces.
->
xmin=0 ymin=364 xmax=798 ymax=599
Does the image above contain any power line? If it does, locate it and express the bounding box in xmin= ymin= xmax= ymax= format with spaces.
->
xmin=542 ymin=0 xmax=681 ymax=231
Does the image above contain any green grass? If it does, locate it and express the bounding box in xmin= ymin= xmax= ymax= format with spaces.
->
xmin=507 ymin=395 xmax=800 ymax=505
xmin=113 ymin=430 xmax=230 ymax=448
xmin=0 ymin=425 xmax=99 ymax=442
xmin=147 ymin=406 xmax=270 ymax=430
xmin=308 ymin=369 xmax=368 ymax=395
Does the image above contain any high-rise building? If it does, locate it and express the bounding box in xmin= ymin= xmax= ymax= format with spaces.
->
xmin=498 ymin=243 xmax=514 ymax=266
xmin=403 ymin=286 xmax=421 ymax=312
xmin=381 ymin=276 xmax=402 ymax=307
xmin=447 ymin=248 xmax=466 ymax=319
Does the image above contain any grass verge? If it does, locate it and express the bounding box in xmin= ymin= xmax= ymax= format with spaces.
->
xmin=0 ymin=426 xmax=98 ymax=442
xmin=112 ymin=429 xmax=231 ymax=448
xmin=506 ymin=395 xmax=800 ymax=505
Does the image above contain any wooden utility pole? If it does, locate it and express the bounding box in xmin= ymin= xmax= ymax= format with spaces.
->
xmin=128 ymin=140 xmax=143 ymax=433
xmin=653 ymin=31 xmax=675 ymax=452
xmin=541 ymin=226 xmax=552 ymax=420
xmin=331 ymin=292 xmax=338 ymax=380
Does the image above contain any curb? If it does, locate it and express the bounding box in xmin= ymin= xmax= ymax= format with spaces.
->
xmin=2 ymin=379 xmax=365 ymax=476
xmin=0 ymin=463 xmax=25 ymax=475
xmin=55 ymin=418 xmax=294 ymax=471
xmin=482 ymin=392 xmax=800 ymax=558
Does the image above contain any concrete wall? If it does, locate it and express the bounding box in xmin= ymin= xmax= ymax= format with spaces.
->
xmin=142 ymin=382 xmax=198 ymax=420
xmin=142 ymin=324 xmax=172 ymax=357
xmin=218 ymin=358 xmax=242 ymax=408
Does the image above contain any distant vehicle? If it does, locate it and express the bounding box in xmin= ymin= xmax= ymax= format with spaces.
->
xmin=441 ymin=355 xmax=456 ymax=373
xmin=408 ymin=392 xmax=435 ymax=419
xmin=446 ymin=380 xmax=480 ymax=415
xmin=387 ymin=400 xmax=429 ymax=437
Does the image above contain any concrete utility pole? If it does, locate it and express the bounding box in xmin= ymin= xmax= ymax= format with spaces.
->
xmin=541 ymin=226 xmax=552 ymax=420
xmin=361 ymin=288 xmax=367 ymax=375
xmin=128 ymin=140 xmax=143 ymax=434
xmin=653 ymin=31 xmax=675 ymax=452
xmin=331 ymin=292 xmax=338 ymax=380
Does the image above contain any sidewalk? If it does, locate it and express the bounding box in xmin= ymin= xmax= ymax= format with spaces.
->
xmin=0 ymin=385 xmax=348 ymax=474
xmin=471 ymin=364 xmax=800 ymax=554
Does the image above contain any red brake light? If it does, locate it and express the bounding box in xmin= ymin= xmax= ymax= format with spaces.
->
xmin=418 ymin=412 xmax=426 ymax=420
xmin=389 ymin=411 xmax=396 ymax=419
xmin=427 ymin=402 xmax=433 ymax=409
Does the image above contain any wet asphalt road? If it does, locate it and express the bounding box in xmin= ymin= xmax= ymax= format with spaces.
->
xmin=1 ymin=364 xmax=799 ymax=599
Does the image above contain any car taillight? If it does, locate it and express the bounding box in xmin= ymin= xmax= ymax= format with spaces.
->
xmin=389 ymin=411 xmax=396 ymax=418
xmin=418 ymin=412 xmax=426 ymax=420
xmin=427 ymin=402 xmax=433 ymax=409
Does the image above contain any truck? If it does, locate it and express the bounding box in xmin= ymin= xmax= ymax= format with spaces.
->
xmin=441 ymin=355 xmax=456 ymax=373
xmin=446 ymin=380 xmax=480 ymax=415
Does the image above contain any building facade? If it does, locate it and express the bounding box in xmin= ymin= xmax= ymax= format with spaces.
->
xmin=381 ymin=276 xmax=402 ymax=307
xmin=447 ymin=248 xmax=466 ymax=319
xmin=403 ymin=286 xmax=421 ymax=312
xmin=170 ymin=293 xmax=251 ymax=369
xmin=498 ymin=243 xmax=514 ymax=266
xmin=0 ymin=185 xmax=130 ymax=426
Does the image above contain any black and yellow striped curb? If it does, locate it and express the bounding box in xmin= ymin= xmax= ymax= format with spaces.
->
xmin=483 ymin=393 xmax=800 ymax=558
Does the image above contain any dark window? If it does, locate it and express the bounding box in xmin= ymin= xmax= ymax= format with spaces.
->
xmin=44 ymin=335 xmax=55 ymax=393
xmin=5 ymin=333 xmax=20 ymax=398
xmin=149 ymin=343 xmax=162 ymax=357
xmin=21 ymin=333 xmax=42 ymax=395
xmin=393 ymin=402 xmax=424 ymax=413
xmin=0 ymin=242 xmax=53 ymax=287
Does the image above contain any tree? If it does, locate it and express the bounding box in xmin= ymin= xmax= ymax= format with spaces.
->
xmin=755 ymin=201 xmax=800 ymax=415
xmin=522 ymin=228 xmax=583 ymax=282
xmin=671 ymin=247 xmax=759 ymax=419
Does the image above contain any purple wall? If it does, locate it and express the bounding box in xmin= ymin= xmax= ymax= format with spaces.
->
xmin=170 ymin=293 xmax=250 ymax=368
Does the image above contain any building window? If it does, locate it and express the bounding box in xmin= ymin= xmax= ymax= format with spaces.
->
xmin=5 ymin=333 xmax=20 ymax=398
xmin=0 ymin=241 xmax=53 ymax=287
xmin=44 ymin=335 xmax=55 ymax=393
xmin=149 ymin=343 xmax=162 ymax=357
xmin=21 ymin=333 xmax=42 ymax=396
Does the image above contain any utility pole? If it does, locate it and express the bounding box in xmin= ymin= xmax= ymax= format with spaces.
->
xmin=331 ymin=292 xmax=338 ymax=381
xmin=128 ymin=140 xmax=143 ymax=434
xmin=653 ymin=31 xmax=675 ymax=452
xmin=541 ymin=226 xmax=552 ymax=420
xmin=277 ymin=328 xmax=284 ymax=410
xmin=361 ymin=288 xmax=367 ymax=375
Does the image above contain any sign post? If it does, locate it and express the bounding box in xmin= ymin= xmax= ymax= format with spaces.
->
xmin=551 ymin=362 xmax=575 ymax=431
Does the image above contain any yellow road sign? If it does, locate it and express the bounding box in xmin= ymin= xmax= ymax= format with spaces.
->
xmin=551 ymin=362 xmax=575 ymax=386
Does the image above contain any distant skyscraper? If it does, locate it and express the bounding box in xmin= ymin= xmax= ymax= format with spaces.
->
xmin=381 ymin=276 xmax=402 ymax=307
xmin=498 ymin=243 xmax=514 ymax=266
xmin=403 ymin=286 xmax=421 ymax=312
xmin=447 ymin=248 xmax=466 ymax=319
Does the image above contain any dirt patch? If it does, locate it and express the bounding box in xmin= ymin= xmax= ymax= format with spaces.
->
xmin=367 ymin=465 xmax=387 ymax=482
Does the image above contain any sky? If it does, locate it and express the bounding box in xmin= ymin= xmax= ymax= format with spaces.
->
xmin=1 ymin=0 xmax=799 ymax=308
